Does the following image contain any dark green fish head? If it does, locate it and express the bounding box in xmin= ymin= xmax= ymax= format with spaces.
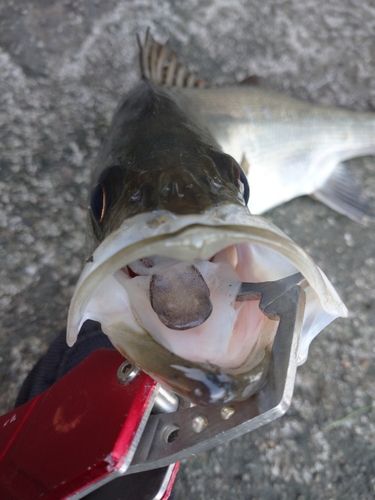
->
xmin=88 ymin=81 xmax=249 ymax=246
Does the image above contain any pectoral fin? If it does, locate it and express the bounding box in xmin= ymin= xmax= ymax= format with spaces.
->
xmin=312 ymin=163 xmax=375 ymax=225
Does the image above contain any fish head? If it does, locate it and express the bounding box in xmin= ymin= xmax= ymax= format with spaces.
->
xmin=88 ymin=82 xmax=248 ymax=248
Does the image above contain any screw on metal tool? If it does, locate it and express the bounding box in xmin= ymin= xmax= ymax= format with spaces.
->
xmin=162 ymin=424 xmax=180 ymax=444
xmin=117 ymin=360 xmax=141 ymax=385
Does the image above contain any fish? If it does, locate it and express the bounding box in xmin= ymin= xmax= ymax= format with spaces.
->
xmin=66 ymin=31 xmax=358 ymax=406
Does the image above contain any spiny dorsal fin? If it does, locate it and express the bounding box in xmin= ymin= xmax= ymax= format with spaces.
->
xmin=137 ymin=29 xmax=210 ymax=89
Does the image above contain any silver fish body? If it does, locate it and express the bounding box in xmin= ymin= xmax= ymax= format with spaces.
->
xmin=171 ymin=85 xmax=375 ymax=221
xmin=67 ymin=33 xmax=352 ymax=405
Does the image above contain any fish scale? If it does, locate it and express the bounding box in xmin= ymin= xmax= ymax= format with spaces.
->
xmin=171 ymin=85 xmax=375 ymax=220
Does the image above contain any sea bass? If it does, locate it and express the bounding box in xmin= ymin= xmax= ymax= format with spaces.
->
xmin=65 ymin=32 xmax=370 ymax=405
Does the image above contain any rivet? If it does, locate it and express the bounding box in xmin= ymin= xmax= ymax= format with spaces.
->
xmin=192 ymin=415 xmax=208 ymax=433
xmin=220 ymin=405 xmax=235 ymax=420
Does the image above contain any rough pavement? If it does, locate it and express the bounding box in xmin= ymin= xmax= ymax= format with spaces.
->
xmin=1 ymin=1 xmax=375 ymax=499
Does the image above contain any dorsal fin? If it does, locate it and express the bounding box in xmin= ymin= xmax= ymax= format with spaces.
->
xmin=137 ymin=29 xmax=210 ymax=89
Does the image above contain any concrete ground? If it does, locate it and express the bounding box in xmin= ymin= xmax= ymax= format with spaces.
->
xmin=1 ymin=1 xmax=375 ymax=498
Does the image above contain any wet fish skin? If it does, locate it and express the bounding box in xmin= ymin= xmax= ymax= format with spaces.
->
xmin=88 ymin=81 xmax=248 ymax=251
xmin=176 ymin=84 xmax=375 ymax=222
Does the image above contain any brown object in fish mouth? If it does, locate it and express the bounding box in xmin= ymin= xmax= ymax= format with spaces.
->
xmin=150 ymin=264 xmax=213 ymax=330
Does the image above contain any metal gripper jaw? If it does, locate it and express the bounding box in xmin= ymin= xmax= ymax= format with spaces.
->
xmin=128 ymin=272 xmax=307 ymax=473
xmin=0 ymin=273 xmax=307 ymax=499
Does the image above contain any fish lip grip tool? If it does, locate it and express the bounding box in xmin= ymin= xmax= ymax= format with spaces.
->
xmin=129 ymin=272 xmax=307 ymax=473
xmin=0 ymin=273 xmax=306 ymax=499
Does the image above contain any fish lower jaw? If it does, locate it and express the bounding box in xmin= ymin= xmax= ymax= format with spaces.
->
xmin=67 ymin=209 xmax=346 ymax=404
xmin=74 ymin=242 xmax=283 ymax=406
xmin=104 ymin=315 xmax=274 ymax=406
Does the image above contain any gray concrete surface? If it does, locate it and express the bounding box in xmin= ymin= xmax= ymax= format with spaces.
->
xmin=1 ymin=1 xmax=375 ymax=498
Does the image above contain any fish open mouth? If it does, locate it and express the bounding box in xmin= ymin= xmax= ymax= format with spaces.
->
xmin=114 ymin=246 xmax=278 ymax=372
xmin=67 ymin=205 xmax=347 ymax=405
xmin=128 ymin=259 xmax=214 ymax=331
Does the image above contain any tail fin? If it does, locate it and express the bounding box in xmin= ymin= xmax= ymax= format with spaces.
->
xmin=137 ymin=29 xmax=209 ymax=88
xmin=312 ymin=163 xmax=375 ymax=225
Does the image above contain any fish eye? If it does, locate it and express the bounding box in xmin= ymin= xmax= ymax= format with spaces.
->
xmin=212 ymin=152 xmax=250 ymax=205
xmin=90 ymin=164 xmax=123 ymax=224
xmin=237 ymin=167 xmax=250 ymax=204
xmin=90 ymin=183 xmax=107 ymax=223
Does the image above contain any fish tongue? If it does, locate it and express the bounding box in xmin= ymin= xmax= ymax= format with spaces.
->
xmin=150 ymin=264 xmax=213 ymax=330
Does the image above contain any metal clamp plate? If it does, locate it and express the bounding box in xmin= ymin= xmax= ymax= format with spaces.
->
xmin=128 ymin=274 xmax=307 ymax=473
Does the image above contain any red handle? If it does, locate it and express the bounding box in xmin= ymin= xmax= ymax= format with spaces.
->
xmin=0 ymin=349 xmax=176 ymax=499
